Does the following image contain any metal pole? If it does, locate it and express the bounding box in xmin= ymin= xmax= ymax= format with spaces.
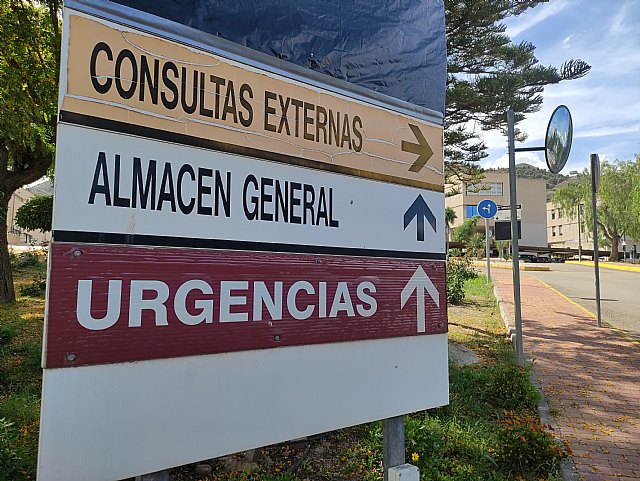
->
xmin=590 ymin=154 xmax=602 ymax=327
xmin=507 ymin=109 xmax=524 ymax=366
xmin=446 ymin=225 xmax=449 ymax=257
xmin=383 ymin=416 xmax=405 ymax=481
xmin=577 ymin=204 xmax=582 ymax=261
xmin=485 ymin=218 xmax=491 ymax=282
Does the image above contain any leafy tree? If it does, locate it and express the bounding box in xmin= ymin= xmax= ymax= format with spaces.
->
xmin=552 ymin=156 xmax=640 ymax=261
xmin=452 ymin=215 xmax=480 ymax=243
xmin=15 ymin=194 xmax=53 ymax=233
xmin=0 ymin=0 xmax=60 ymax=303
xmin=444 ymin=0 xmax=590 ymax=183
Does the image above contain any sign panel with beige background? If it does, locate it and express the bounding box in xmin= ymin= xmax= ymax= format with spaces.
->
xmin=62 ymin=12 xmax=443 ymax=191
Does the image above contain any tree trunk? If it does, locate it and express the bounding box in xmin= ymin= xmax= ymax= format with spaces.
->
xmin=0 ymin=193 xmax=15 ymax=303
xmin=609 ymin=235 xmax=620 ymax=262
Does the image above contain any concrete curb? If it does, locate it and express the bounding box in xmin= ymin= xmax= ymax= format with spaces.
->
xmin=472 ymin=260 xmax=550 ymax=271
xmin=493 ymin=284 xmax=515 ymax=343
xmin=492 ymin=281 xmax=580 ymax=481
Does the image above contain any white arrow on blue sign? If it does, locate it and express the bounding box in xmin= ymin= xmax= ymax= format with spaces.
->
xmin=477 ymin=199 xmax=498 ymax=219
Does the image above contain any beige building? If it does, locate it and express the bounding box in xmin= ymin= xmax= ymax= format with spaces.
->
xmin=547 ymin=202 xmax=585 ymax=250
xmin=547 ymin=202 xmax=639 ymax=260
xmin=446 ymin=172 xmax=548 ymax=247
xmin=6 ymin=179 xmax=53 ymax=247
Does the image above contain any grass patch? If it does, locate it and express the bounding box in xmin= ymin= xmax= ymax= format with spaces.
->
xmin=0 ymin=255 xmax=46 ymax=481
xmin=1 ymin=261 xmax=566 ymax=481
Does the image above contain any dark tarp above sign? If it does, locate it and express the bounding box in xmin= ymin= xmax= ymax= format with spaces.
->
xmin=110 ymin=0 xmax=446 ymax=115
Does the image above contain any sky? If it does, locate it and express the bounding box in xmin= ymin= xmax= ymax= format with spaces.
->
xmin=479 ymin=0 xmax=640 ymax=173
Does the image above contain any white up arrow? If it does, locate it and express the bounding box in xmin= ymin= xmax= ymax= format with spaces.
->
xmin=400 ymin=266 xmax=440 ymax=333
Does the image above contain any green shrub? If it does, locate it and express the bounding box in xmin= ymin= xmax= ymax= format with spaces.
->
xmin=494 ymin=411 xmax=567 ymax=478
xmin=19 ymin=277 xmax=47 ymax=297
xmin=446 ymin=257 xmax=478 ymax=304
xmin=10 ymin=252 xmax=41 ymax=270
xmin=484 ymin=364 xmax=540 ymax=409
xmin=0 ymin=325 xmax=17 ymax=347
xmin=14 ymin=194 xmax=53 ymax=233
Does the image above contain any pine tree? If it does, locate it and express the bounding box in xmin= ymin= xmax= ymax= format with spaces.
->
xmin=444 ymin=0 xmax=590 ymax=183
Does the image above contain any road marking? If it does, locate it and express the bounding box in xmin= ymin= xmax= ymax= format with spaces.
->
xmin=565 ymin=261 xmax=640 ymax=273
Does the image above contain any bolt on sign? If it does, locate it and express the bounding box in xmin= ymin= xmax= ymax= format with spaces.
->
xmin=38 ymin=2 xmax=448 ymax=480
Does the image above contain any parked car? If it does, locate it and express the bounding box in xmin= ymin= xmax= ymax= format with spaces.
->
xmin=519 ymin=253 xmax=539 ymax=263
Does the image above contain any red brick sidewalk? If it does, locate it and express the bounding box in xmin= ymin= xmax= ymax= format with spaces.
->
xmin=491 ymin=270 xmax=640 ymax=481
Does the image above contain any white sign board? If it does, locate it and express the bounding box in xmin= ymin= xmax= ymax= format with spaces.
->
xmin=39 ymin=336 xmax=448 ymax=481
xmin=495 ymin=205 xmax=522 ymax=222
xmin=38 ymin=4 xmax=448 ymax=480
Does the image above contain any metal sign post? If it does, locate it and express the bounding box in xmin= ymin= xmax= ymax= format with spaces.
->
xmin=477 ymin=199 xmax=498 ymax=283
xmin=485 ymin=219 xmax=491 ymax=282
xmin=578 ymin=203 xmax=583 ymax=261
xmin=505 ymin=105 xmax=573 ymax=367
xmin=383 ymin=416 xmax=405 ymax=481
xmin=590 ymin=153 xmax=602 ymax=327
xmin=507 ymin=109 xmax=525 ymax=366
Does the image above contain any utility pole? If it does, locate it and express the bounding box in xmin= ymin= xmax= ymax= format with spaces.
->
xmin=590 ymin=154 xmax=602 ymax=328
xmin=507 ymin=109 xmax=524 ymax=366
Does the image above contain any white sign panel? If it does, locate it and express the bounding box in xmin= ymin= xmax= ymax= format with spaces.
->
xmin=53 ymin=124 xmax=444 ymax=255
xmin=495 ymin=205 xmax=522 ymax=222
xmin=39 ymin=336 xmax=448 ymax=481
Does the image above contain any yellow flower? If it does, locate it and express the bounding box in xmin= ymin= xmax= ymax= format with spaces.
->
xmin=411 ymin=452 xmax=419 ymax=462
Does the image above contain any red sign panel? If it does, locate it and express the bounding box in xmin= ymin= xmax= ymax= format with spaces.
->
xmin=45 ymin=243 xmax=446 ymax=368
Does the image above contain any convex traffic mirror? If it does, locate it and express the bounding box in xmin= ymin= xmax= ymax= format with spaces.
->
xmin=545 ymin=105 xmax=573 ymax=174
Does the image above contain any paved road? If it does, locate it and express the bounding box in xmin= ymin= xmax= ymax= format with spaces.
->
xmin=524 ymin=263 xmax=640 ymax=339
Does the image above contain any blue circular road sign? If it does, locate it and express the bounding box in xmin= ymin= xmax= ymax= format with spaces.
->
xmin=477 ymin=199 xmax=498 ymax=219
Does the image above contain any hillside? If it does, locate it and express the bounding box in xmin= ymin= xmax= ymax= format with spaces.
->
xmin=487 ymin=163 xmax=568 ymax=190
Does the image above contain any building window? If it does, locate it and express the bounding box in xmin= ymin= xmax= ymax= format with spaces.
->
xmin=559 ymin=225 xmax=563 ymax=236
xmin=465 ymin=182 xmax=503 ymax=196
xmin=551 ymin=209 xmax=556 ymax=220
xmin=465 ymin=205 xmax=479 ymax=218
xmin=552 ymin=226 xmax=556 ymax=237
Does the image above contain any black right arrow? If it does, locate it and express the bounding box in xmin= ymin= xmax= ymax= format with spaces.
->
xmin=402 ymin=124 xmax=434 ymax=173
xmin=404 ymin=195 xmax=436 ymax=242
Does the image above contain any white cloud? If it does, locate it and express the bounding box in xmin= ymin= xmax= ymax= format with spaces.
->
xmin=506 ymin=2 xmax=570 ymax=38
xmin=576 ymin=123 xmax=640 ymax=139
xmin=482 ymin=152 xmax=546 ymax=170
xmin=465 ymin=1 xmax=640 ymax=173
xmin=609 ymin=3 xmax=629 ymax=35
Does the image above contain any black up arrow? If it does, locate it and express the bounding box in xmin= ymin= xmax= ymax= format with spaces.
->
xmin=404 ymin=195 xmax=436 ymax=242
xmin=402 ymin=124 xmax=434 ymax=173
